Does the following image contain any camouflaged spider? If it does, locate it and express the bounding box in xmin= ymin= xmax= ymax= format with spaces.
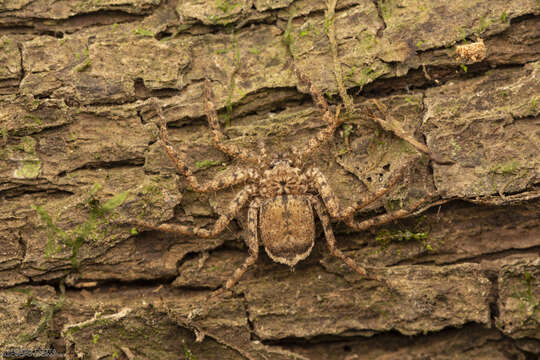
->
xmin=133 ymin=67 xmax=428 ymax=295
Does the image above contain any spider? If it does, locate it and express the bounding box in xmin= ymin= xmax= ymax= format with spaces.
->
xmin=132 ymin=66 xmax=431 ymax=295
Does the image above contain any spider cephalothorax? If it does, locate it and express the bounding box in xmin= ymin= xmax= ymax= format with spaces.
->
xmin=259 ymin=158 xmax=308 ymax=197
xmin=131 ymin=66 xmax=430 ymax=295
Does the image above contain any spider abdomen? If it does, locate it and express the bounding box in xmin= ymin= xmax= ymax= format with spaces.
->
xmin=259 ymin=195 xmax=315 ymax=267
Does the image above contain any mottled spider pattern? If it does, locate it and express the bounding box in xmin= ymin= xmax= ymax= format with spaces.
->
xmin=133 ymin=66 xmax=428 ymax=295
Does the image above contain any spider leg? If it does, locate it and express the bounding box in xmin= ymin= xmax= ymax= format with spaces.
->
xmin=292 ymin=104 xmax=342 ymax=159
xmin=131 ymin=186 xmax=253 ymax=238
xmin=307 ymin=166 xmax=406 ymax=220
xmin=291 ymin=66 xmax=344 ymax=162
xmin=256 ymin=138 xmax=270 ymax=168
xmin=343 ymin=198 xmax=427 ymax=231
xmin=203 ymin=80 xmax=260 ymax=164
xmin=293 ymin=64 xmax=329 ymax=116
xmin=151 ymin=98 xmax=257 ymax=193
xmin=212 ymin=199 xmax=261 ymax=297
xmin=310 ymin=196 xmax=368 ymax=277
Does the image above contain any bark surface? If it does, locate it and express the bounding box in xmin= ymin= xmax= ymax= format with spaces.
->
xmin=0 ymin=0 xmax=539 ymax=359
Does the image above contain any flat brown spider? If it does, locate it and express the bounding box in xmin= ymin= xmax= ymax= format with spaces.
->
xmin=133 ymin=67 xmax=429 ymax=295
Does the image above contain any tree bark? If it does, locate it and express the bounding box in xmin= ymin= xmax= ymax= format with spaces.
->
xmin=0 ymin=0 xmax=539 ymax=359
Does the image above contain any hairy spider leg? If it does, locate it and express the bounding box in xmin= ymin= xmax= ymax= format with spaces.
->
xmin=132 ymin=185 xmax=254 ymax=238
xmin=310 ymin=196 xmax=368 ymax=277
xmin=212 ymin=199 xmax=262 ymax=297
xmin=293 ymin=64 xmax=329 ymax=115
xmin=204 ymin=80 xmax=260 ymax=164
xmin=152 ymin=98 xmax=256 ymax=193
xmin=307 ymin=166 xmax=407 ymax=220
xmin=291 ymin=65 xmax=344 ymax=163
xmin=343 ymin=198 xmax=427 ymax=231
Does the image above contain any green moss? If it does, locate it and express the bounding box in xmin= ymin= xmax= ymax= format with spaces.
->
xmin=379 ymin=0 xmax=396 ymax=19
xmin=449 ymin=139 xmax=461 ymax=156
xmin=0 ymin=38 xmax=12 ymax=50
xmin=205 ymin=14 xmax=220 ymax=24
xmin=67 ymin=325 xmax=82 ymax=334
xmin=134 ymin=28 xmax=154 ymax=37
xmin=458 ymin=27 xmax=468 ymax=43
xmin=1 ymin=127 xmax=7 ymax=143
xmin=24 ymin=113 xmax=43 ymax=125
xmin=216 ymin=0 xmax=240 ymax=13
xmin=75 ymin=58 xmax=92 ymax=72
xmin=356 ymin=33 xmax=377 ymax=53
xmin=474 ymin=16 xmax=493 ymax=35
xmin=19 ymin=285 xmax=65 ymax=342
xmin=12 ymin=136 xmax=36 ymax=154
xmin=101 ymin=190 xmax=129 ymax=212
xmin=375 ymin=216 xmax=435 ymax=252
xmin=142 ymin=184 xmax=162 ymax=196
xmin=282 ymin=13 xmax=294 ymax=48
xmin=343 ymin=65 xmax=356 ymax=83
xmin=10 ymin=288 xmax=35 ymax=309
xmin=490 ymin=160 xmax=520 ymax=175
xmin=459 ymin=64 xmax=468 ymax=73
xmin=32 ymin=184 xmax=129 ymax=270
xmin=500 ymin=11 xmax=508 ymax=23
xmin=376 ymin=229 xmax=429 ymax=247
xmin=513 ymin=271 xmax=539 ymax=317
xmin=530 ymin=97 xmax=537 ymax=113
xmin=323 ymin=12 xmax=334 ymax=34
xmin=195 ymin=159 xmax=222 ymax=169
xmin=355 ymin=66 xmax=385 ymax=87
xmin=215 ymin=47 xmax=230 ymax=55
xmin=298 ymin=22 xmax=314 ymax=37
xmin=183 ymin=344 xmax=197 ymax=360
xmin=342 ymin=124 xmax=353 ymax=148
xmin=64 ymin=315 xmax=118 ymax=339
xmin=14 ymin=159 xmax=41 ymax=179
xmin=218 ymin=34 xmax=241 ymax=127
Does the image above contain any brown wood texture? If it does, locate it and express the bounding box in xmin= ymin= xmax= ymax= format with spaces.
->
xmin=0 ymin=1 xmax=539 ymax=359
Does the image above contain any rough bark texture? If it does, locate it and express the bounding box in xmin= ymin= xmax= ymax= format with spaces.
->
xmin=0 ymin=0 xmax=539 ymax=359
